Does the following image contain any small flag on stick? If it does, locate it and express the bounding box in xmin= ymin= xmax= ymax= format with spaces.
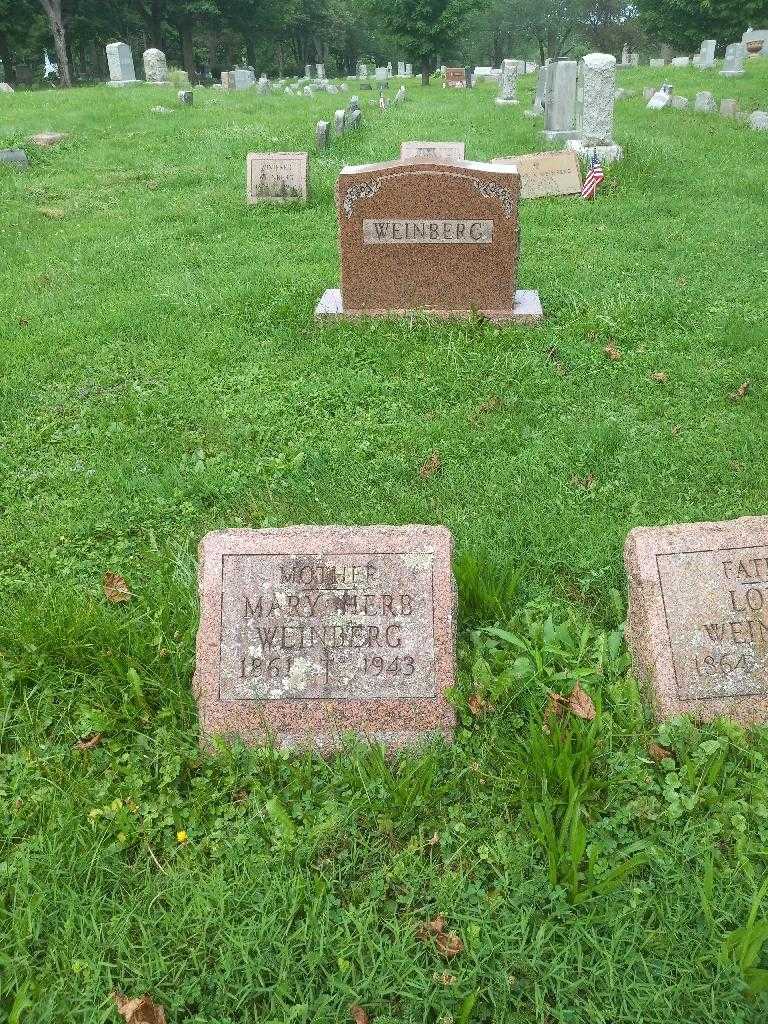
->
xmin=580 ymin=152 xmax=604 ymax=200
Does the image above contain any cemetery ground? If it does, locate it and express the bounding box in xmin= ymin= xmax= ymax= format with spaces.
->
xmin=2 ymin=62 xmax=768 ymax=1024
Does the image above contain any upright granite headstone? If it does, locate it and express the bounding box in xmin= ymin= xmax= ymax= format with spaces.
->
xmin=400 ymin=140 xmax=465 ymax=161
xmin=496 ymin=59 xmax=519 ymax=105
xmin=375 ymin=66 xmax=389 ymax=87
xmin=492 ymin=151 xmax=582 ymax=199
xmin=348 ymin=109 xmax=362 ymax=129
xmin=178 ymin=89 xmax=193 ymax=105
xmin=194 ymin=526 xmax=457 ymax=749
xmin=671 ymin=56 xmax=690 ymax=67
xmin=314 ymin=157 xmax=542 ymax=323
xmin=106 ymin=41 xmax=139 ymax=86
xmin=0 ymin=148 xmax=29 ymax=168
xmin=566 ymin=52 xmax=623 ymax=163
xmin=543 ymin=60 xmax=578 ymax=140
xmin=721 ymin=52 xmax=745 ymax=77
xmin=694 ymin=90 xmax=716 ymax=113
xmin=532 ymin=63 xmax=547 ymax=113
xmin=143 ymin=47 xmax=169 ymax=84
xmin=316 ymin=120 xmax=330 ymax=150
xmin=625 ymin=516 xmax=768 ymax=724
xmin=316 ymin=63 xmax=325 ymax=79
xmin=246 ymin=152 xmax=308 ymax=202
xmin=334 ymin=108 xmax=346 ymax=134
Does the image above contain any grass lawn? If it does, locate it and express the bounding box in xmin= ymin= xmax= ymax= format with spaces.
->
xmin=2 ymin=64 xmax=768 ymax=1023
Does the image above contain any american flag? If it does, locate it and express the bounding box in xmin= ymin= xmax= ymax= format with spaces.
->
xmin=580 ymin=152 xmax=604 ymax=200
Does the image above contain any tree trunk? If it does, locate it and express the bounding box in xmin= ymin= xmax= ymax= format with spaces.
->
xmin=0 ymin=27 xmax=15 ymax=84
xmin=149 ymin=0 xmax=163 ymax=49
xmin=246 ymin=38 xmax=257 ymax=69
xmin=39 ymin=0 xmax=71 ymax=86
xmin=420 ymin=59 xmax=430 ymax=85
xmin=177 ymin=16 xmax=195 ymax=82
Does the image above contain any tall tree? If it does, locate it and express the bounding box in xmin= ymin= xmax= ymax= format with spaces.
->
xmin=38 ymin=0 xmax=71 ymax=84
xmin=635 ymin=0 xmax=768 ymax=53
xmin=368 ymin=0 xmax=483 ymax=84
xmin=506 ymin=0 xmax=589 ymax=61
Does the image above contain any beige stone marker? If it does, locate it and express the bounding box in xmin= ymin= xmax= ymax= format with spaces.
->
xmin=625 ymin=516 xmax=768 ymax=724
xmin=400 ymin=141 xmax=465 ymax=161
xmin=194 ymin=525 xmax=457 ymax=750
xmin=492 ymin=151 xmax=582 ymax=199
xmin=246 ymin=152 xmax=308 ymax=203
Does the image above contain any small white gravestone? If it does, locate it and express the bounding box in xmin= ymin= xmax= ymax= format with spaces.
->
xmin=178 ymin=90 xmax=193 ymax=105
xmin=721 ymin=52 xmax=745 ymax=76
xmin=670 ymin=56 xmax=690 ymax=67
xmin=566 ymin=53 xmax=623 ymax=163
xmin=647 ymin=84 xmax=673 ymax=109
xmin=749 ymin=111 xmax=768 ymax=130
xmin=496 ymin=59 xmax=519 ymax=105
xmin=334 ymin=108 xmax=345 ymax=134
xmin=400 ymin=140 xmax=465 ymax=161
xmin=405 ymin=63 xmax=412 ymax=76
xmin=649 ymin=58 xmax=665 ymax=68
xmin=316 ymin=63 xmax=325 ymax=79
xmin=394 ymin=85 xmax=406 ymax=103
xmin=246 ymin=152 xmax=308 ymax=203
xmin=143 ymin=48 xmax=169 ymax=84
xmin=106 ymin=41 xmax=139 ymax=86
xmin=694 ymin=90 xmax=716 ymax=113
xmin=543 ymin=60 xmax=579 ymax=140
xmin=316 ymin=120 xmax=330 ymax=150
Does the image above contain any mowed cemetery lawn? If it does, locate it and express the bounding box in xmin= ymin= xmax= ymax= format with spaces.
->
xmin=2 ymin=64 xmax=768 ymax=1023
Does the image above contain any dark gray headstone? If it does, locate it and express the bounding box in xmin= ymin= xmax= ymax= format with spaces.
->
xmin=0 ymin=149 xmax=29 ymax=169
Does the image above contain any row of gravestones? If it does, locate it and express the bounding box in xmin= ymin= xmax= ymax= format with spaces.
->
xmin=195 ymin=514 xmax=768 ymax=750
xmin=314 ymin=87 xmax=406 ymax=151
xmin=619 ymin=29 xmax=768 ymax=66
xmin=644 ymin=84 xmax=768 ymax=130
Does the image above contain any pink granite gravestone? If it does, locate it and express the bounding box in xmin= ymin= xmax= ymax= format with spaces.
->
xmin=194 ymin=525 xmax=456 ymax=750
xmin=625 ymin=516 xmax=768 ymax=724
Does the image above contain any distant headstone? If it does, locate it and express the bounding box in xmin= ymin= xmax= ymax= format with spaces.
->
xmin=305 ymin=64 xmax=313 ymax=78
xmin=445 ymin=67 xmax=466 ymax=88
xmin=194 ymin=525 xmax=457 ymax=749
xmin=334 ymin=108 xmax=345 ymax=133
xmin=492 ymin=150 xmax=582 ymax=199
xmin=741 ymin=28 xmax=768 ymax=56
xmin=649 ymin=58 xmax=665 ymax=68
xmin=106 ymin=41 xmax=139 ymax=86
xmin=661 ymin=44 xmax=673 ymax=63
xmin=629 ymin=52 xmax=640 ymax=66
xmin=0 ymin=148 xmax=28 ymax=168
xmin=725 ymin=42 xmax=747 ymax=61
xmin=29 ymin=132 xmax=67 ymax=146
xmin=221 ymin=71 xmax=234 ymax=90
xmin=694 ymin=39 xmax=716 ymax=68
xmin=531 ymin=63 xmax=547 ymax=114
xmin=400 ymin=140 xmax=465 ymax=161
xmin=233 ymin=68 xmax=255 ymax=90
xmin=566 ymin=52 xmax=622 ymax=163
xmin=398 ymin=61 xmax=406 ymax=76
xmin=749 ymin=110 xmax=768 ymax=130
xmin=358 ymin=63 xmax=368 ymax=78
xmin=647 ymin=84 xmax=673 ymax=109
xmin=178 ymin=89 xmax=193 ymax=105
xmin=496 ymin=59 xmax=519 ymax=105
xmin=543 ymin=60 xmax=578 ymax=140
xmin=694 ymin=90 xmax=717 ymax=113
xmin=394 ymin=85 xmax=406 ymax=103
xmin=0 ymin=82 xmax=14 ymax=94
xmin=625 ymin=516 xmax=768 ymax=725
xmin=405 ymin=63 xmax=412 ymax=76
xmin=721 ymin=52 xmax=745 ymax=76
xmin=143 ymin=47 xmax=169 ymax=84
xmin=670 ymin=56 xmax=690 ymax=67
xmin=316 ymin=120 xmax=330 ymax=150
xmin=315 ymin=157 xmax=542 ymax=324
xmin=621 ymin=43 xmax=629 ymax=65
xmin=316 ymin=63 xmax=325 ymax=79
xmin=348 ymin=95 xmax=360 ymax=112
xmin=246 ymin=152 xmax=308 ymax=202
xmin=374 ymin=66 xmax=389 ymax=87
xmin=719 ymin=97 xmax=738 ymax=117
xmin=671 ymin=95 xmax=689 ymax=109
xmin=348 ymin=108 xmax=362 ymax=129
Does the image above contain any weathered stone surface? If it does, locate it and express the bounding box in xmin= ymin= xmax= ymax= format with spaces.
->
xmin=741 ymin=28 xmax=768 ymax=56
xmin=721 ymin=54 xmax=745 ymax=77
xmin=643 ymin=87 xmax=655 ymax=101
xmin=400 ymin=141 xmax=465 ymax=161
xmin=316 ymin=157 xmax=542 ymax=324
xmin=394 ymin=85 xmax=406 ymax=103
xmin=246 ymin=152 xmax=308 ymax=202
xmin=29 ymin=132 xmax=68 ymax=146
xmin=492 ymin=151 xmax=581 ymax=199
xmin=178 ymin=90 xmax=193 ymax=105
xmin=647 ymin=86 xmax=673 ymax=110
xmin=649 ymin=58 xmax=665 ymax=68
xmin=749 ymin=110 xmax=768 ymax=130
xmin=578 ymin=52 xmax=616 ymax=145
xmin=671 ymin=96 xmax=689 ymax=109
xmin=0 ymin=148 xmax=28 ymax=168
xmin=543 ymin=60 xmax=578 ymax=138
xmin=194 ymin=525 xmax=457 ymax=750
xmin=694 ymin=90 xmax=717 ymax=113
xmin=143 ymin=47 xmax=169 ymax=84
xmin=670 ymin=56 xmax=690 ymax=67
xmin=0 ymin=82 xmax=14 ymax=94
xmin=720 ymin=98 xmax=738 ymax=117
xmin=625 ymin=516 xmax=768 ymax=725
xmin=334 ymin=108 xmax=345 ymax=134
xmin=106 ymin=41 xmax=138 ymax=86
xmin=496 ymin=59 xmax=518 ymax=105
xmin=233 ymin=68 xmax=255 ymax=90
xmin=348 ymin=109 xmax=362 ymax=129
xmin=315 ymin=120 xmax=330 ymax=150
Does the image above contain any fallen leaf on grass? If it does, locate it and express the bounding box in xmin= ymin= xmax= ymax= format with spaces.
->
xmin=37 ymin=206 xmax=65 ymax=219
xmin=570 ymin=472 xmax=596 ymax=490
xmin=651 ymin=371 xmax=668 ymax=382
xmin=112 ymin=991 xmax=166 ymax=1024
xmin=74 ymin=732 xmax=102 ymax=751
xmin=546 ymin=683 xmax=596 ymax=721
xmin=231 ymin=789 xmax=249 ymax=804
xmin=426 ymin=832 xmax=440 ymax=847
xmin=103 ymin=572 xmax=132 ymax=604
xmin=416 ymin=916 xmax=464 ymax=958
xmin=648 ymin=742 xmax=674 ymax=763
xmin=477 ymin=395 xmax=503 ymax=415
xmin=349 ymin=1004 xmax=369 ymax=1024
xmin=418 ymin=452 xmax=442 ymax=480
xmin=729 ymin=381 xmax=750 ymax=402
xmin=434 ymin=971 xmax=457 ymax=985
xmin=603 ymin=343 xmax=621 ymax=361
xmin=467 ymin=693 xmax=486 ymax=716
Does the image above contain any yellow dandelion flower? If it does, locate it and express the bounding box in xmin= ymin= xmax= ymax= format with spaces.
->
xmin=176 ymin=830 xmax=188 ymax=844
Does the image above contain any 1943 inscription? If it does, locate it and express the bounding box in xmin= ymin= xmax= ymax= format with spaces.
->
xmin=658 ymin=546 xmax=768 ymax=700
xmin=219 ymin=551 xmax=436 ymax=700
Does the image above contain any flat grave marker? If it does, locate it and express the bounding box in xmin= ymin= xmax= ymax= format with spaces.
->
xmin=400 ymin=140 xmax=465 ymax=161
xmin=492 ymin=150 xmax=582 ymax=199
xmin=194 ymin=525 xmax=457 ymax=749
xmin=246 ymin=152 xmax=308 ymax=202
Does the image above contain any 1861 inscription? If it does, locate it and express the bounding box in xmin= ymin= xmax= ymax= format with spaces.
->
xmin=658 ymin=546 xmax=768 ymax=700
xmin=219 ymin=551 xmax=436 ymax=700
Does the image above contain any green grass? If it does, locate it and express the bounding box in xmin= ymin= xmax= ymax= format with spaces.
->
xmin=1 ymin=64 xmax=768 ymax=1022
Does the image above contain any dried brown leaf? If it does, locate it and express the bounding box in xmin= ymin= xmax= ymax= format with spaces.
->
xmin=418 ymin=452 xmax=442 ymax=480
xmin=349 ymin=1005 xmax=369 ymax=1024
xmin=426 ymin=832 xmax=440 ymax=847
xmin=435 ymin=931 xmax=464 ymax=958
xmin=416 ymin=915 xmax=447 ymax=940
xmin=231 ymin=789 xmax=249 ymax=804
xmin=648 ymin=742 xmax=674 ymax=763
xmin=112 ymin=991 xmax=166 ymax=1024
xmin=103 ymin=572 xmax=132 ymax=604
xmin=570 ymin=472 xmax=596 ymax=490
xmin=467 ymin=693 xmax=486 ymax=716
xmin=603 ymin=343 xmax=621 ymax=361
xmin=651 ymin=371 xmax=668 ymax=382
xmin=545 ymin=691 xmax=567 ymax=720
xmin=37 ymin=206 xmax=65 ymax=219
xmin=434 ymin=971 xmax=457 ymax=985
xmin=567 ymin=682 xmax=596 ymax=721
xmin=477 ymin=395 xmax=503 ymax=415
xmin=75 ymin=732 xmax=102 ymax=751
xmin=729 ymin=381 xmax=750 ymax=402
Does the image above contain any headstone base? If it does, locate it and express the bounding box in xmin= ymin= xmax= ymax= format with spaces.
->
xmin=565 ymin=140 xmax=624 ymax=164
xmin=495 ymin=97 xmax=519 ymax=105
xmin=542 ymin=129 xmax=581 ymax=141
xmin=314 ymin=288 xmax=543 ymax=324
xmin=108 ymin=79 xmax=140 ymax=87
xmin=720 ymin=69 xmax=745 ymax=77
